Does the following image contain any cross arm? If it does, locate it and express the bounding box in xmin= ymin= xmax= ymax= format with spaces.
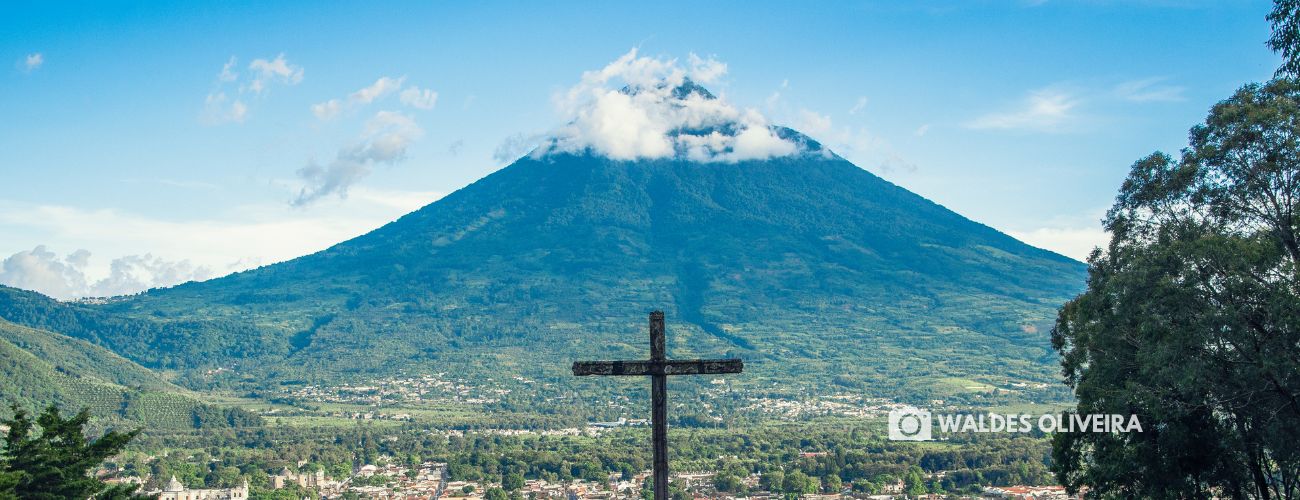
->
xmin=572 ymin=359 xmax=743 ymax=376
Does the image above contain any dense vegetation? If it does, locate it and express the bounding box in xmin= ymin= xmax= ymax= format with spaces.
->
xmin=1 ymin=405 xmax=148 ymax=499
xmin=1051 ymin=11 xmax=1300 ymax=498
xmin=0 ymin=318 xmax=259 ymax=430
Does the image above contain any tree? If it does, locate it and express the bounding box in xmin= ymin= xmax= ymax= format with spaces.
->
xmin=1272 ymin=0 xmax=1300 ymax=76
xmin=1052 ymin=79 xmax=1300 ymax=498
xmin=782 ymin=471 xmax=816 ymax=496
xmin=0 ymin=405 xmax=148 ymax=499
xmin=821 ymin=474 xmax=842 ymax=494
xmin=713 ymin=473 xmax=743 ymax=493
xmin=484 ymin=487 xmax=509 ymax=500
xmin=760 ymin=470 xmax=784 ymax=492
xmin=503 ymin=472 xmax=525 ymax=492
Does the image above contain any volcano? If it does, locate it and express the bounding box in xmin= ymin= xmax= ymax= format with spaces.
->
xmin=0 ymin=79 xmax=1086 ymax=404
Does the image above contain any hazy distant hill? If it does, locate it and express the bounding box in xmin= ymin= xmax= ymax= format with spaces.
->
xmin=0 ymin=317 xmax=259 ymax=429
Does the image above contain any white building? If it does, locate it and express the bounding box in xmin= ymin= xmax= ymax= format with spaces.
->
xmin=151 ymin=475 xmax=249 ymax=500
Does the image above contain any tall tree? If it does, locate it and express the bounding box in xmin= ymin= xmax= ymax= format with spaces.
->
xmin=1272 ymin=0 xmax=1300 ymax=76
xmin=1051 ymin=79 xmax=1300 ymax=498
xmin=0 ymin=405 xmax=149 ymax=499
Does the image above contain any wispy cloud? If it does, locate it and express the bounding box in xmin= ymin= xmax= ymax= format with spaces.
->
xmin=1114 ymin=77 xmax=1185 ymax=102
xmin=493 ymin=133 xmax=543 ymax=165
xmin=687 ymin=52 xmax=727 ymax=84
xmin=312 ymin=76 xmax=438 ymax=120
xmin=201 ymin=53 xmax=303 ymax=125
xmin=293 ymin=111 xmax=425 ymax=206
xmin=849 ymin=96 xmax=868 ymax=115
xmin=966 ymin=88 xmax=1078 ymax=131
xmin=1005 ymin=208 xmax=1109 ymax=261
xmin=794 ymin=108 xmax=918 ymax=175
xmin=201 ymin=92 xmax=248 ymax=124
xmin=218 ymin=56 xmax=238 ymax=82
xmin=400 ymin=86 xmax=439 ymax=110
xmin=19 ymin=53 xmax=43 ymax=73
xmin=246 ymin=53 xmax=304 ymax=94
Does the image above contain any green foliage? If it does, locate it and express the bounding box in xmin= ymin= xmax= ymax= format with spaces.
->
xmin=0 ymin=405 xmax=147 ymax=499
xmin=1272 ymin=0 xmax=1300 ymax=77
xmin=761 ymin=470 xmax=784 ymax=492
xmin=0 ymin=318 xmax=259 ymax=430
xmin=1052 ymin=79 xmax=1300 ymax=498
xmin=820 ymin=473 xmax=841 ymax=493
xmin=502 ymin=472 xmax=524 ymax=492
xmin=714 ymin=472 xmax=743 ymax=493
xmin=782 ymin=470 xmax=816 ymax=495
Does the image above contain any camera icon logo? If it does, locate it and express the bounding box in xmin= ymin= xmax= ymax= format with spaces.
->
xmin=888 ymin=408 xmax=933 ymax=441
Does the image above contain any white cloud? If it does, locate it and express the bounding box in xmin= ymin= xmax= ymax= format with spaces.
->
xmin=788 ymin=107 xmax=917 ymax=175
xmin=1114 ymin=77 xmax=1185 ymax=103
xmin=200 ymin=92 xmax=248 ymax=124
xmin=0 ymin=188 xmax=444 ymax=298
xmin=494 ymin=133 xmax=543 ymax=165
xmin=0 ymin=245 xmax=213 ymax=300
xmin=312 ymin=77 xmax=438 ymax=120
xmin=797 ymin=109 xmax=834 ymax=136
xmin=966 ymin=88 xmax=1077 ymax=131
xmin=540 ymin=48 xmax=802 ymax=162
xmin=246 ymin=53 xmax=304 ymax=94
xmin=218 ymin=56 xmax=238 ymax=82
xmin=1008 ymin=225 xmax=1108 ymax=262
xmin=351 ymin=76 xmax=405 ymax=104
xmin=914 ymin=124 xmax=931 ymax=137
xmin=293 ymin=111 xmax=425 ymax=206
xmin=21 ymin=53 xmax=43 ymax=73
xmin=311 ymin=99 xmax=343 ymax=120
xmin=764 ymin=91 xmax=782 ymax=110
xmin=201 ymin=53 xmax=302 ymax=125
xmin=1005 ymin=209 xmax=1110 ymax=261
xmin=849 ymin=96 xmax=868 ymax=115
xmin=400 ymin=86 xmax=439 ymax=110
xmin=687 ymin=53 xmax=727 ymax=84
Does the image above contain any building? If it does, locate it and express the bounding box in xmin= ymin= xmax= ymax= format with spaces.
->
xmin=271 ymin=467 xmax=332 ymax=489
xmin=151 ymin=475 xmax=248 ymax=500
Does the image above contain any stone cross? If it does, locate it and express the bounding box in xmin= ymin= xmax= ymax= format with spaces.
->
xmin=573 ymin=311 xmax=743 ymax=500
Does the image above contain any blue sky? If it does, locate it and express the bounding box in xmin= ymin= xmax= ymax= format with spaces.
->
xmin=0 ymin=0 xmax=1282 ymax=298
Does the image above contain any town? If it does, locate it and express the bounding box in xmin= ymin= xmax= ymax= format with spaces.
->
xmin=104 ymin=456 xmax=1073 ymax=500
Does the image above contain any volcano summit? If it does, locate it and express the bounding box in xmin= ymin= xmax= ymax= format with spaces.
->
xmin=0 ymin=52 xmax=1085 ymax=406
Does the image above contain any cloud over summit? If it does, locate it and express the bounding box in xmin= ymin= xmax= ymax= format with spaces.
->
xmin=537 ymin=49 xmax=802 ymax=162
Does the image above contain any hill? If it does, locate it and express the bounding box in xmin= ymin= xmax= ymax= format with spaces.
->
xmin=0 ymin=317 xmax=258 ymax=429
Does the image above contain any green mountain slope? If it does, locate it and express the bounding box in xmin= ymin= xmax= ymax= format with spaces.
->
xmin=0 ymin=318 xmax=258 ymax=429
xmin=0 ymin=97 xmax=1087 ymax=405
xmin=30 ymin=126 xmax=1082 ymax=403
